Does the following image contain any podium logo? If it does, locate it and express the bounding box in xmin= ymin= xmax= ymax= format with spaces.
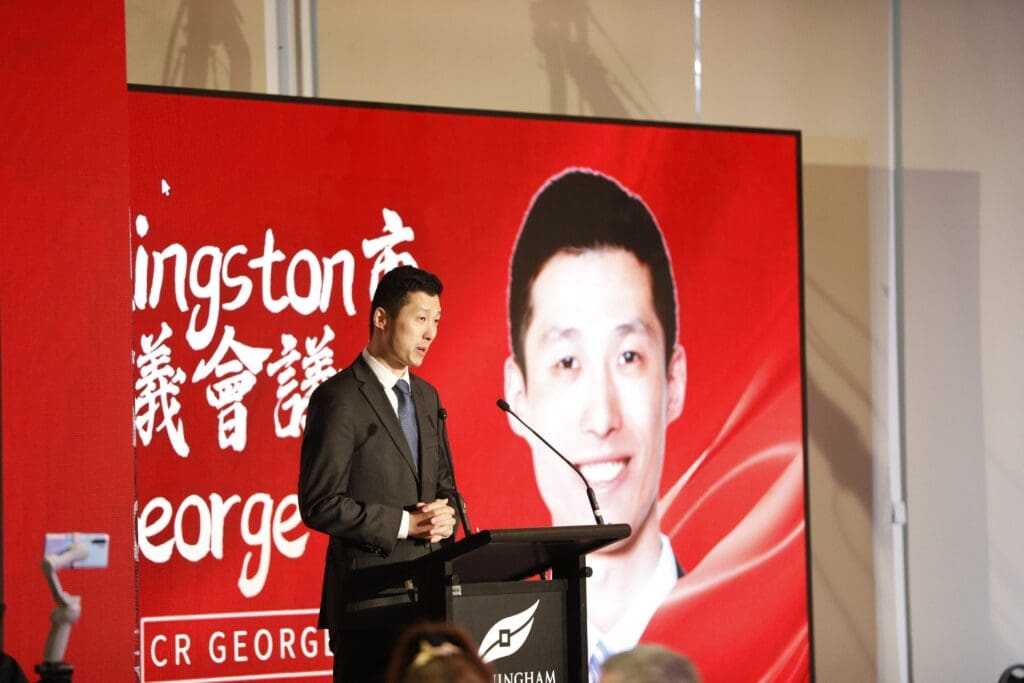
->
xmin=478 ymin=600 xmax=540 ymax=664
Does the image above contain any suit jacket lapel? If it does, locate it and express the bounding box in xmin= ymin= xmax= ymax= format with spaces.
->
xmin=351 ymin=355 xmax=419 ymax=480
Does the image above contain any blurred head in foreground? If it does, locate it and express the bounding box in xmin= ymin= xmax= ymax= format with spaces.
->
xmin=599 ymin=644 xmax=701 ymax=683
xmin=385 ymin=622 xmax=492 ymax=683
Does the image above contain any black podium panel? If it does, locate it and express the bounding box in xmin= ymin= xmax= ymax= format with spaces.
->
xmin=451 ymin=581 xmax=567 ymax=681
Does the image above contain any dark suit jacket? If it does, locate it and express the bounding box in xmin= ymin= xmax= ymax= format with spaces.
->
xmin=298 ymin=353 xmax=454 ymax=631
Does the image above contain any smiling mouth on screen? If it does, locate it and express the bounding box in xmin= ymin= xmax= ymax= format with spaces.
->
xmin=577 ymin=457 xmax=630 ymax=487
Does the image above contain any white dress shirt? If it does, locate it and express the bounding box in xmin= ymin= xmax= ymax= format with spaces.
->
xmin=587 ymin=534 xmax=679 ymax=680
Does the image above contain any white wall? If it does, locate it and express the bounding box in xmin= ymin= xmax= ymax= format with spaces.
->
xmin=316 ymin=1 xmax=693 ymax=118
xmin=126 ymin=0 xmax=266 ymax=92
xmin=902 ymin=1 xmax=1024 ymax=679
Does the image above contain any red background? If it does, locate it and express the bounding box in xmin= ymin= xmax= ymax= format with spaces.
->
xmin=1 ymin=1 xmax=135 ymax=679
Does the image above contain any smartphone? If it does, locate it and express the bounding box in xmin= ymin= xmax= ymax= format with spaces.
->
xmin=43 ymin=533 xmax=110 ymax=569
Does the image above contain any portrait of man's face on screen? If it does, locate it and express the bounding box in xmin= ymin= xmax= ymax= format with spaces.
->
xmin=499 ymin=165 xmax=807 ymax=679
xmin=502 ymin=169 xmax=688 ymax=665
xmin=503 ymin=168 xmax=686 ymax=535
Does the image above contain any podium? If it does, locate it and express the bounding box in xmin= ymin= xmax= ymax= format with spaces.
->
xmin=339 ymin=524 xmax=630 ymax=682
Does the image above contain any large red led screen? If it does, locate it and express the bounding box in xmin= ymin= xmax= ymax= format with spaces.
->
xmin=129 ymin=88 xmax=808 ymax=682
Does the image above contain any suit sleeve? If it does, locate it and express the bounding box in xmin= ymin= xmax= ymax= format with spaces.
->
xmin=298 ymin=383 xmax=403 ymax=555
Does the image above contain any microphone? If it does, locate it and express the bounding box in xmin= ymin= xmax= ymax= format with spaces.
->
xmin=437 ymin=407 xmax=473 ymax=537
xmin=496 ymin=398 xmax=605 ymax=525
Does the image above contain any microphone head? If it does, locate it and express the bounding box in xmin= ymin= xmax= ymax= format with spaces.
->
xmin=438 ymin=407 xmax=448 ymax=420
xmin=496 ymin=398 xmax=511 ymax=412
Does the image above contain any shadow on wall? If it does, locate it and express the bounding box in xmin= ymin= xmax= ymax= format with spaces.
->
xmin=805 ymin=374 xmax=872 ymax=535
xmin=529 ymin=0 xmax=655 ymax=118
xmin=161 ymin=0 xmax=251 ymax=91
xmin=802 ymin=163 xmax=880 ymax=681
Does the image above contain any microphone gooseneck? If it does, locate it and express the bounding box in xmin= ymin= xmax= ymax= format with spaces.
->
xmin=496 ymin=398 xmax=605 ymax=525
xmin=438 ymin=406 xmax=472 ymax=537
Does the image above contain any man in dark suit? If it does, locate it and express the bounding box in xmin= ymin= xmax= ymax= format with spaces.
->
xmin=299 ymin=265 xmax=457 ymax=682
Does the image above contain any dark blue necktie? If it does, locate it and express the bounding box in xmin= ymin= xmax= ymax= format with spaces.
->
xmin=393 ymin=379 xmax=419 ymax=473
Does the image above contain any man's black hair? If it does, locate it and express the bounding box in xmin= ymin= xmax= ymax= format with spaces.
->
xmin=369 ymin=265 xmax=443 ymax=336
xmin=508 ymin=168 xmax=677 ymax=373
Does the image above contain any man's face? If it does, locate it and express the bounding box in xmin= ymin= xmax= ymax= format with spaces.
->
xmin=376 ymin=290 xmax=441 ymax=372
xmin=504 ymin=248 xmax=685 ymax=536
